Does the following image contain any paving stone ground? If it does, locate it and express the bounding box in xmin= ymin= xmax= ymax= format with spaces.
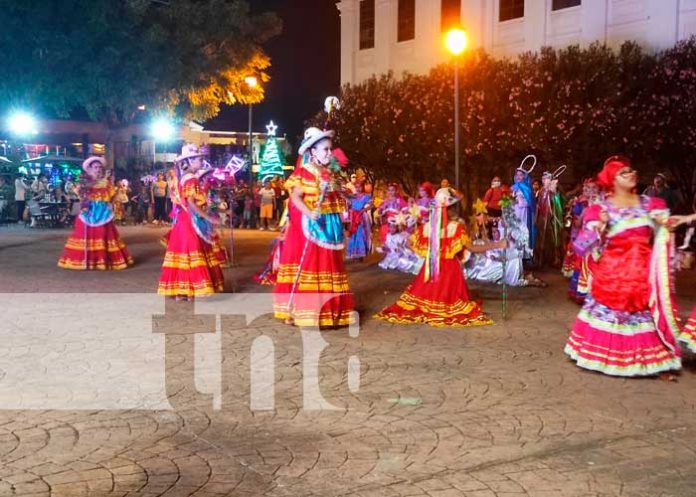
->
xmin=0 ymin=224 xmax=695 ymax=497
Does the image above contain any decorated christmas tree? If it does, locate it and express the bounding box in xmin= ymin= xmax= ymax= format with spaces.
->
xmin=259 ymin=121 xmax=285 ymax=181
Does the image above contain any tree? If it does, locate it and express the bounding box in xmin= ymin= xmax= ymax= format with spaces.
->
xmin=259 ymin=135 xmax=285 ymax=182
xmin=0 ymin=0 xmax=281 ymax=126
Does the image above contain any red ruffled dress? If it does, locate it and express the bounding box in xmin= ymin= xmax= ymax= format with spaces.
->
xmin=157 ymin=174 xmax=225 ymax=297
xmin=58 ymin=179 xmax=133 ymax=270
xmin=565 ymin=196 xmax=696 ymax=376
xmin=375 ymin=221 xmax=493 ymax=327
xmin=273 ymin=162 xmax=354 ymax=327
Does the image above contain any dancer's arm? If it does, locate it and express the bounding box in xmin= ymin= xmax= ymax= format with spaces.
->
xmin=669 ymin=213 xmax=696 ymax=227
xmin=186 ymin=197 xmax=220 ymax=225
xmin=289 ymin=186 xmax=319 ymax=220
xmin=464 ymin=239 xmax=507 ymax=254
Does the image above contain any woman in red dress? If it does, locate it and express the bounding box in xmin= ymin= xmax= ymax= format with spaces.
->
xmin=273 ymin=127 xmax=354 ymax=327
xmin=58 ymin=157 xmax=133 ymax=270
xmin=158 ymin=145 xmax=225 ymax=299
xmin=565 ymin=156 xmax=696 ymax=378
xmin=375 ymin=188 xmax=505 ymax=327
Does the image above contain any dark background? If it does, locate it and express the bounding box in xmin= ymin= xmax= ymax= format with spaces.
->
xmin=205 ymin=0 xmax=341 ymax=148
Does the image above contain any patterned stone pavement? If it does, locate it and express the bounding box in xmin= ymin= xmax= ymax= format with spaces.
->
xmin=0 ymin=225 xmax=695 ymax=497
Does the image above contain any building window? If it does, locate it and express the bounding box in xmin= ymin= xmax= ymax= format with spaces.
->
xmin=397 ymin=0 xmax=416 ymax=42
xmin=499 ymin=0 xmax=524 ymax=22
xmin=552 ymin=0 xmax=581 ymax=10
xmin=441 ymin=0 xmax=461 ymax=31
xmin=359 ymin=0 xmax=375 ymax=50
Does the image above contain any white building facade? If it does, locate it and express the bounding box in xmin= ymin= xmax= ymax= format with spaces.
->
xmin=337 ymin=0 xmax=696 ymax=85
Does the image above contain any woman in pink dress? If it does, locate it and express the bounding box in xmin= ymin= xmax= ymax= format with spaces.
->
xmin=565 ymin=156 xmax=696 ymax=378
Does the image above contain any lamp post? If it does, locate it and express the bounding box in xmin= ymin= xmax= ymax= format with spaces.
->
xmin=444 ymin=28 xmax=468 ymax=206
xmin=245 ymin=76 xmax=258 ymax=183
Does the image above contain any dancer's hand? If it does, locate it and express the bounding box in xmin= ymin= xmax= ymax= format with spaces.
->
xmin=307 ymin=210 xmax=320 ymax=221
xmin=668 ymin=214 xmax=696 ymax=228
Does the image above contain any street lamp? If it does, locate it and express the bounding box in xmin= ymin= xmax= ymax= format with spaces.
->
xmin=245 ymin=76 xmax=258 ymax=182
xmin=150 ymin=117 xmax=175 ymax=166
xmin=7 ymin=112 xmax=37 ymax=136
xmin=444 ymin=28 xmax=468 ymax=206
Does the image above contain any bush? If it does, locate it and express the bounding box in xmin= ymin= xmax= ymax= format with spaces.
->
xmin=316 ymin=39 xmax=696 ymax=206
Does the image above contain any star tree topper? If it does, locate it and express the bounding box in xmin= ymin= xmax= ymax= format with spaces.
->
xmin=266 ymin=121 xmax=278 ymax=136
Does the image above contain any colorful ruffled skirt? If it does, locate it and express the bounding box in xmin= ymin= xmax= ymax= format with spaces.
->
xmin=157 ymin=211 xmax=224 ymax=297
xmin=375 ymin=259 xmax=493 ymax=327
xmin=273 ymin=210 xmax=354 ymax=327
xmin=565 ymin=297 xmax=683 ymax=376
xmin=58 ymin=204 xmax=133 ymax=271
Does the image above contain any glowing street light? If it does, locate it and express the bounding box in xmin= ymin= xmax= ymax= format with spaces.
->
xmin=150 ymin=117 xmax=175 ymax=165
xmin=445 ymin=28 xmax=468 ymax=56
xmin=245 ymin=76 xmax=258 ymax=89
xmin=444 ymin=27 xmax=468 ymax=208
xmin=150 ymin=117 xmax=175 ymax=141
xmin=7 ymin=112 xmax=37 ymax=136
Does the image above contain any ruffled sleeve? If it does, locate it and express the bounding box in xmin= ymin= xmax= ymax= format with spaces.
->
xmin=647 ymin=196 xmax=669 ymax=222
xmin=444 ymin=223 xmax=469 ymax=259
xmin=572 ymin=204 xmax=603 ymax=257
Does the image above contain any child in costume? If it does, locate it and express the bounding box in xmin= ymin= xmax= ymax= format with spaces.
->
xmin=375 ymin=188 xmax=506 ymax=327
xmin=157 ymin=144 xmax=225 ymax=299
xmin=253 ymin=205 xmax=289 ymax=285
xmin=511 ymin=155 xmax=537 ymax=260
xmin=345 ymin=180 xmax=373 ymax=260
xmin=58 ymin=157 xmax=134 ymax=270
xmin=376 ymin=211 xmax=422 ymax=274
xmin=376 ymin=183 xmax=408 ymax=244
xmin=534 ymin=166 xmax=566 ymax=268
xmin=565 ymin=156 xmax=696 ymax=378
xmin=564 ymin=179 xmax=600 ymax=303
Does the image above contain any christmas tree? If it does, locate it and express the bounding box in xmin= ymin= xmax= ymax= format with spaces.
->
xmin=259 ymin=121 xmax=285 ymax=181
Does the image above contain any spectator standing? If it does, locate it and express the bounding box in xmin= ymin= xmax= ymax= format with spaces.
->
xmin=151 ymin=173 xmax=168 ymax=224
xmin=643 ymin=173 xmax=678 ymax=211
xmin=259 ymin=179 xmax=276 ymax=230
xmin=14 ymin=173 xmax=30 ymax=223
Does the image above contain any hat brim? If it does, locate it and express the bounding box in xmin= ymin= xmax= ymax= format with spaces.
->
xmin=175 ymin=152 xmax=206 ymax=163
xmin=298 ymin=130 xmax=335 ymax=155
xmin=82 ymin=157 xmax=107 ymax=173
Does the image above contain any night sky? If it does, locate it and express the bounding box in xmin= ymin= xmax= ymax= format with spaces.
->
xmin=205 ymin=0 xmax=341 ymax=148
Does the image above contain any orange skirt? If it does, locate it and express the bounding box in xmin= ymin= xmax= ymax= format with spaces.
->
xmin=58 ymin=217 xmax=133 ymax=271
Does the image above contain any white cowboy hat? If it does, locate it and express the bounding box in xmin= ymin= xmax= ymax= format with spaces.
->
xmin=176 ymin=143 xmax=206 ymax=163
xmin=434 ymin=187 xmax=460 ymax=207
xmin=298 ymin=127 xmax=335 ymax=155
xmin=82 ymin=156 xmax=107 ymax=174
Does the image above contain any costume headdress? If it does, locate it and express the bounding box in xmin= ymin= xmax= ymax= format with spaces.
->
xmin=512 ymin=154 xmax=537 ymax=250
xmin=419 ymin=181 xmax=435 ymax=199
xmin=597 ymin=155 xmax=630 ymax=191
xmin=516 ymin=154 xmax=537 ymax=175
